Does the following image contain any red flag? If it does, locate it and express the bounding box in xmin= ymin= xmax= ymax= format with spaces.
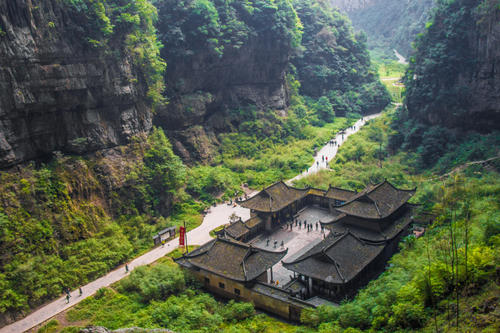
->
xmin=179 ymin=226 xmax=185 ymax=246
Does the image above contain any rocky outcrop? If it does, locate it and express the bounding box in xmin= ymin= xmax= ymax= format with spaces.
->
xmin=466 ymin=1 xmax=500 ymax=130
xmin=157 ymin=35 xmax=289 ymax=163
xmin=154 ymin=1 xmax=296 ymax=164
xmin=404 ymin=0 xmax=500 ymax=131
xmin=0 ymin=0 xmax=152 ymax=168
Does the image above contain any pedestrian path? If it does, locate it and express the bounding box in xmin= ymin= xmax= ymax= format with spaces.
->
xmin=2 ymin=113 xmax=381 ymax=333
xmin=288 ymin=112 xmax=381 ymax=184
xmin=2 ymin=204 xmax=251 ymax=333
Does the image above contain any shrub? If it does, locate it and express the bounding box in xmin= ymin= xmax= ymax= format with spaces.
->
xmin=120 ymin=264 xmax=186 ymax=302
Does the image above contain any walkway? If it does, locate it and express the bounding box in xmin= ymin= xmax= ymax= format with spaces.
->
xmin=288 ymin=112 xmax=381 ymax=184
xmin=3 ymin=112 xmax=382 ymax=333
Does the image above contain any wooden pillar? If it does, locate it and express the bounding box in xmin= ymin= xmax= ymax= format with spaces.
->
xmin=265 ymin=214 xmax=272 ymax=231
xmin=308 ymin=277 xmax=313 ymax=296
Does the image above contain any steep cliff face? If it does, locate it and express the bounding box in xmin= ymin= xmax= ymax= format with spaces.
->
xmin=291 ymin=0 xmax=390 ymax=116
xmin=0 ymin=0 xmax=153 ymax=168
xmin=404 ymin=0 xmax=500 ymax=131
xmin=154 ymin=0 xmax=300 ymax=163
xmin=329 ymin=0 xmax=435 ymax=58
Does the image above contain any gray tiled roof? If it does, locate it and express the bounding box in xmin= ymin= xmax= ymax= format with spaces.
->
xmin=175 ymin=237 xmax=287 ymax=282
xmin=322 ymin=204 xmax=416 ymax=242
xmin=225 ymin=220 xmax=250 ymax=239
xmin=335 ymin=180 xmax=415 ymax=219
xmin=223 ymin=216 xmax=263 ymax=239
xmin=238 ymin=181 xmax=309 ymax=212
xmin=324 ymin=186 xmax=357 ymax=201
xmin=282 ymin=231 xmax=384 ymax=284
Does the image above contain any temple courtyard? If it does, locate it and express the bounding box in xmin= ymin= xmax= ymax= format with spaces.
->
xmin=249 ymin=206 xmax=334 ymax=286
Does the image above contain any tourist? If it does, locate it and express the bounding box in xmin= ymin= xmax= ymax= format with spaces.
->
xmin=79 ymin=287 xmax=82 ymax=296
xmin=66 ymin=294 xmax=71 ymax=304
xmin=316 ymin=161 xmax=319 ymax=167
xmin=281 ymin=240 xmax=284 ymax=247
xmin=316 ymin=222 xmax=318 ymax=230
xmin=266 ymin=239 xmax=270 ymax=246
xmin=322 ymin=155 xmax=324 ymax=162
xmin=125 ymin=264 xmax=129 ymax=273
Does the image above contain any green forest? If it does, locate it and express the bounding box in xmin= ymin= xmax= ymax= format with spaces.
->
xmin=0 ymin=0 xmax=499 ymax=332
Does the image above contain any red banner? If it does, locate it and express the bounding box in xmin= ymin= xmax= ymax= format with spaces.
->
xmin=179 ymin=226 xmax=185 ymax=246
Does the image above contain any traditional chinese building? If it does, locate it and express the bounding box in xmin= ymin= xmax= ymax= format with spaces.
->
xmin=283 ymin=180 xmax=416 ymax=301
xmin=176 ymin=180 xmax=417 ymax=320
xmin=174 ymin=236 xmax=309 ymax=320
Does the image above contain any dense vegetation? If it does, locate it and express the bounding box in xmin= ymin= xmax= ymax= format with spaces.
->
xmin=156 ymin=0 xmax=302 ymax=60
xmin=44 ymin=256 xmax=296 ymax=333
xmin=10 ymin=1 xmax=498 ymax=332
xmin=63 ymin=0 xmax=166 ymax=105
xmin=0 ymin=129 xmax=194 ymax=317
xmin=43 ymin=110 xmax=500 ymax=333
xmin=336 ymin=0 xmax=435 ymax=59
xmin=295 ymin=111 xmax=500 ymax=332
xmin=186 ymin=73 xmax=360 ymax=202
xmin=291 ymin=0 xmax=390 ymax=117
xmin=403 ymin=0 xmax=499 ymax=129
xmin=392 ymin=0 xmax=500 ymax=169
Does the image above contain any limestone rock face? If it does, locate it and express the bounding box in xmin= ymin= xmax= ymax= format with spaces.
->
xmin=0 ymin=0 xmax=152 ymax=168
xmin=405 ymin=0 xmax=500 ymax=131
xmin=466 ymin=8 xmax=500 ymax=130
xmin=154 ymin=3 xmax=292 ymax=164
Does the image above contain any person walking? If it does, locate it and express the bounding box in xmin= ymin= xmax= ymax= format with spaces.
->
xmin=66 ymin=294 xmax=70 ymax=304
xmin=79 ymin=287 xmax=82 ymax=296
xmin=125 ymin=264 xmax=129 ymax=273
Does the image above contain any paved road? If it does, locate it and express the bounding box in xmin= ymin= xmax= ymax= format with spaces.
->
xmin=2 ymin=204 xmax=251 ymax=333
xmin=2 ymin=112 xmax=381 ymax=333
xmin=288 ymin=112 xmax=381 ymax=184
xmin=393 ymin=49 xmax=408 ymax=65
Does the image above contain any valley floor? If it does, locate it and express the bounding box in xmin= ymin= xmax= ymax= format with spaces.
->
xmin=6 ymin=115 xmax=382 ymax=333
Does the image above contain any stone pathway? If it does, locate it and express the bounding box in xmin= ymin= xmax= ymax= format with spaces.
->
xmin=3 ymin=204 xmax=251 ymax=333
xmin=288 ymin=112 xmax=381 ymax=184
xmin=3 ymin=113 xmax=382 ymax=333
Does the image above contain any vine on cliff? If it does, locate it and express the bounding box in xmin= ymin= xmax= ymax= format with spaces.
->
xmin=64 ymin=0 xmax=166 ymax=106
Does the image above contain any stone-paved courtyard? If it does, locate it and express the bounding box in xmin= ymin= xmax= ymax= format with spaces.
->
xmin=249 ymin=206 xmax=335 ymax=287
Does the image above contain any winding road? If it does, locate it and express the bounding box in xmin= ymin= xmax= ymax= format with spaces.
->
xmin=2 ymin=112 xmax=382 ymax=333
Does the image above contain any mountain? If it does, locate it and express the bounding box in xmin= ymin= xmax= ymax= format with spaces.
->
xmin=153 ymin=0 xmax=301 ymax=163
xmin=0 ymin=0 xmax=164 ymax=168
xmin=329 ymin=0 xmax=435 ymax=58
xmin=0 ymin=0 xmax=389 ymax=324
xmin=292 ymin=0 xmax=390 ymax=115
xmin=391 ymin=0 xmax=500 ymax=167
xmin=404 ymin=0 xmax=500 ymax=131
